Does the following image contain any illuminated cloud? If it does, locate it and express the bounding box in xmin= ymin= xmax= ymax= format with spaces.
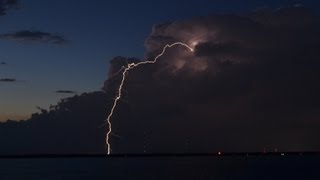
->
xmin=0 ymin=0 xmax=19 ymax=16
xmin=144 ymin=6 xmax=318 ymax=74
xmin=0 ymin=30 xmax=67 ymax=44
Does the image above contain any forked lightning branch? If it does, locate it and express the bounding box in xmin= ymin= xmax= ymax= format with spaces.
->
xmin=105 ymin=42 xmax=195 ymax=155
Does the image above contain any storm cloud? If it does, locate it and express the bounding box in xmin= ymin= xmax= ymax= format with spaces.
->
xmin=0 ymin=30 xmax=67 ymax=44
xmin=1 ymin=6 xmax=320 ymax=154
xmin=0 ymin=92 xmax=108 ymax=154
xmin=103 ymin=6 xmax=320 ymax=153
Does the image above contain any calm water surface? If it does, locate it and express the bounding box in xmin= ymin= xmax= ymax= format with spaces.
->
xmin=0 ymin=156 xmax=319 ymax=179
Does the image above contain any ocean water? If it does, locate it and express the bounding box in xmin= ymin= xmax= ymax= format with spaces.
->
xmin=0 ymin=156 xmax=319 ymax=179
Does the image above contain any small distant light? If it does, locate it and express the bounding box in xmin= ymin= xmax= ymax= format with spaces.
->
xmin=218 ymin=152 xmax=222 ymax=155
xmin=263 ymin=148 xmax=267 ymax=153
xmin=281 ymin=153 xmax=285 ymax=156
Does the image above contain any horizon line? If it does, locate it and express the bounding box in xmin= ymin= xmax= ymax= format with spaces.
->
xmin=0 ymin=152 xmax=319 ymax=159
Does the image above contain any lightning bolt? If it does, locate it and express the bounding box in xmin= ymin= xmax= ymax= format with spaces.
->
xmin=105 ymin=42 xmax=194 ymax=155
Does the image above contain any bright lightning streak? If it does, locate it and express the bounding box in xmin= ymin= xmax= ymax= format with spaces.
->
xmin=105 ymin=42 xmax=194 ymax=155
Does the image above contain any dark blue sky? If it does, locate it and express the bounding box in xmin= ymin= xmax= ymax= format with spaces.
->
xmin=0 ymin=0 xmax=318 ymax=121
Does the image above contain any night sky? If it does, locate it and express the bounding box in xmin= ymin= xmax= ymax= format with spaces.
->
xmin=1 ymin=0 xmax=320 ymax=154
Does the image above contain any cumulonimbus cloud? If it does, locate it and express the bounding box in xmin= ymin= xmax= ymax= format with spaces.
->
xmin=103 ymin=6 xmax=320 ymax=153
xmin=0 ymin=30 xmax=67 ymax=44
